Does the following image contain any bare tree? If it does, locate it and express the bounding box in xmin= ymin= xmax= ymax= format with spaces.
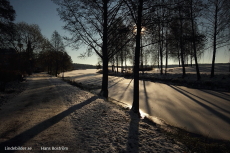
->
xmin=188 ymin=0 xmax=203 ymax=80
xmin=123 ymin=0 xmax=147 ymax=115
xmin=53 ymin=0 xmax=127 ymax=98
xmin=50 ymin=30 xmax=65 ymax=76
xmin=177 ymin=1 xmax=188 ymax=78
xmin=205 ymin=0 xmax=230 ymax=77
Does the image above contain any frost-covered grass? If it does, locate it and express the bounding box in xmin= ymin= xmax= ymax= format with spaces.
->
xmin=63 ymin=77 xmax=101 ymax=92
xmin=107 ymin=64 xmax=230 ymax=91
xmin=139 ymin=73 xmax=230 ymax=92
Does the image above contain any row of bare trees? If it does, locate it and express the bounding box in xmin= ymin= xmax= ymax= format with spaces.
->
xmin=53 ymin=0 xmax=230 ymax=115
xmin=1 ymin=20 xmax=73 ymax=75
xmin=37 ymin=31 xmax=73 ymax=77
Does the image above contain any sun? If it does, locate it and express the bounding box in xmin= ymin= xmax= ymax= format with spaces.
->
xmin=133 ymin=26 xmax=146 ymax=35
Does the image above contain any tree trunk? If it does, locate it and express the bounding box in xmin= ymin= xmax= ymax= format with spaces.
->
xmin=55 ymin=61 xmax=58 ymax=77
xmin=158 ymin=49 xmax=160 ymax=68
xmin=125 ymin=53 xmax=127 ymax=70
xmin=159 ymin=24 xmax=163 ymax=75
xmin=178 ymin=52 xmax=181 ymax=67
xmin=190 ymin=0 xmax=200 ymax=80
xmin=165 ymin=29 xmax=168 ymax=75
xmin=132 ymin=0 xmax=143 ymax=116
xmin=116 ymin=56 xmax=119 ymax=73
xmin=141 ymin=36 xmax=144 ymax=74
xmin=190 ymin=55 xmax=192 ymax=67
xmin=211 ymin=3 xmax=218 ymax=78
xmin=177 ymin=43 xmax=181 ymax=67
xmin=121 ymin=51 xmax=124 ymax=73
xmin=179 ymin=8 xmax=186 ymax=78
xmin=229 ymin=61 xmax=230 ymax=72
xmin=112 ymin=58 xmax=115 ymax=72
xmin=100 ymin=1 xmax=108 ymax=98
xmin=211 ymin=38 xmax=217 ymax=78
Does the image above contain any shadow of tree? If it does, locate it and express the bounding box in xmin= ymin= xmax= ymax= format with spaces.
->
xmin=126 ymin=111 xmax=140 ymax=153
xmin=168 ymin=85 xmax=230 ymax=124
xmin=143 ymin=80 xmax=151 ymax=115
xmin=177 ymin=87 xmax=230 ymax=114
xmin=200 ymin=89 xmax=230 ymax=102
xmin=118 ymin=78 xmax=133 ymax=101
xmin=0 ymin=96 xmax=97 ymax=152
xmin=108 ymin=77 xmax=125 ymax=88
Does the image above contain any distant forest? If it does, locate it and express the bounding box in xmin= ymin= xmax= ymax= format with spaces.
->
xmin=73 ymin=63 xmax=96 ymax=70
xmin=0 ymin=0 xmax=73 ymax=91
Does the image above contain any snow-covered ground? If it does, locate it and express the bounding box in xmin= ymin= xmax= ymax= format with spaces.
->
xmin=108 ymin=63 xmax=230 ymax=74
xmin=0 ymin=73 xmax=186 ymax=152
xmin=63 ymin=64 xmax=230 ymax=140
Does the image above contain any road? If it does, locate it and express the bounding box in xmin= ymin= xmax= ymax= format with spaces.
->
xmin=64 ymin=69 xmax=230 ymax=140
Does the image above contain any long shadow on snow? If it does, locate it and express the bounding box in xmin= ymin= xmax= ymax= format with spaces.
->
xmin=143 ymin=80 xmax=151 ymax=115
xmin=126 ymin=111 xmax=140 ymax=153
xmin=168 ymin=85 xmax=230 ymax=125
xmin=200 ymin=89 xmax=230 ymax=102
xmin=0 ymin=96 xmax=98 ymax=152
xmin=176 ymin=86 xmax=230 ymax=115
xmin=118 ymin=78 xmax=133 ymax=102
xmin=108 ymin=76 xmax=123 ymax=83
xmin=108 ymin=77 xmax=125 ymax=88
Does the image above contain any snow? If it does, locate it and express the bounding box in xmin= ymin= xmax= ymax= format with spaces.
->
xmin=63 ymin=87 xmax=185 ymax=152
xmin=63 ymin=64 xmax=230 ymax=140
xmin=1 ymin=64 xmax=229 ymax=152
xmin=0 ymin=73 xmax=186 ymax=152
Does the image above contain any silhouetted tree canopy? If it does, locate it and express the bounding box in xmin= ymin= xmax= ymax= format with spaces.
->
xmin=37 ymin=31 xmax=73 ymax=76
xmin=53 ymin=0 xmax=128 ymax=98
xmin=0 ymin=0 xmax=16 ymax=48
xmin=0 ymin=0 xmax=15 ymax=22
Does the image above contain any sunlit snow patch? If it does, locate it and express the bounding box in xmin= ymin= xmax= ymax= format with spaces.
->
xmin=108 ymin=97 xmax=167 ymax=126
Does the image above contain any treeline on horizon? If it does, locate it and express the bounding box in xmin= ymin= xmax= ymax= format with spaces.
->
xmin=0 ymin=0 xmax=73 ymax=91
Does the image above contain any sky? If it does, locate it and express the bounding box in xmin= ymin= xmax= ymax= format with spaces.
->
xmin=8 ymin=0 xmax=230 ymax=66
xmin=9 ymin=0 xmax=98 ymax=65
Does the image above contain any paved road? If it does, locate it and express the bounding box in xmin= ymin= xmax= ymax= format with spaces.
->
xmin=64 ymin=70 xmax=230 ymax=140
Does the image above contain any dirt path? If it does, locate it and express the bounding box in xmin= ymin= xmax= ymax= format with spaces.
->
xmin=0 ymin=73 xmax=79 ymax=152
